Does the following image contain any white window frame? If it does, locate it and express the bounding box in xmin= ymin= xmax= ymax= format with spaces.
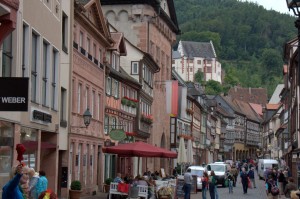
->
xmin=92 ymin=90 xmax=95 ymax=118
xmin=114 ymin=80 xmax=119 ymax=98
xmin=79 ymin=31 xmax=83 ymax=48
xmin=52 ymin=48 xmax=59 ymax=110
xmin=131 ymin=62 xmax=139 ymax=74
xmin=31 ymin=32 xmax=40 ymax=103
xmin=85 ymin=87 xmax=89 ymax=110
xmin=106 ymin=77 xmax=111 ymax=95
xmin=77 ymin=83 xmax=82 ymax=113
xmin=22 ymin=23 xmax=29 ymax=77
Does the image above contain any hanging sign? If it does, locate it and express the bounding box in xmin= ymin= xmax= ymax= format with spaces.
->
xmin=109 ymin=129 xmax=126 ymax=141
xmin=0 ymin=77 xmax=29 ymax=111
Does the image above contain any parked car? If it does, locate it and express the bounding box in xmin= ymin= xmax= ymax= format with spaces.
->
xmin=188 ymin=166 xmax=206 ymax=190
xmin=206 ymin=162 xmax=228 ymax=186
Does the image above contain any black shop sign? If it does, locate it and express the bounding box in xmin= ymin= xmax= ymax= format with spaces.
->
xmin=0 ymin=77 xmax=29 ymax=111
xmin=33 ymin=110 xmax=52 ymax=123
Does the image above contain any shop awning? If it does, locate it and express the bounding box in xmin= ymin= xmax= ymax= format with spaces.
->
xmin=22 ymin=140 xmax=56 ymax=150
xmin=102 ymin=141 xmax=177 ymax=158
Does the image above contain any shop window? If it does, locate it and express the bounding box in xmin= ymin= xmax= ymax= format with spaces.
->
xmin=20 ymin=127 xmax=38 ymax=170
xmin=0 ymin=121 xmax=13 ymax=192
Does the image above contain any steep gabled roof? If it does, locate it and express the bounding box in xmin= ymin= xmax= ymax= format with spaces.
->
xmin=234 ymin=99 xmax=261 ymax=123
xmin=228 ymin=86 xmax=268 ymax=105
xmin=109 ymin=32 xmax=127 ymax=56
xmin=249 ymin=103 xmax=263 ymax=117
xmin=223 ymin=96 xmax=245 ymax=116
xmin=75 ymin=0 xmax=112 ymax=45
xmin=180 ymin=40 xmax=216 ymax=58
xmin=172 ymin=51 xmax=181 ymax=59
xmin=172 ymin=68 xmax=187 ymax=87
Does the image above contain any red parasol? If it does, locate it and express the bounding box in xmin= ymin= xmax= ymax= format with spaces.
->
xmin=16 ymin=144 xmax=26 ymax=164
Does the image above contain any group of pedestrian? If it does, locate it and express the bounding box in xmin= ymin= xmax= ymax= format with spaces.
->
xmin=184 ymin=169 xmax=219 ymax=199
xmin=263 ymin=166 xmax=298 ymax=199
xmin=2 ymin=164 xmax=50 ymax=199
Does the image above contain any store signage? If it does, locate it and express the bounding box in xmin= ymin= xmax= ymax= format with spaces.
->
xmin=0 ymin=77 xmax=29 ymax=111
xmin=33 ymin=110 xmax=52 ymax=123
xmin=109 ymin=129 xmax=126 ymax=141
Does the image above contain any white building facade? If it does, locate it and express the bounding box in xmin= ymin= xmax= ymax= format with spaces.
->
xmin=172 ymin=40 xmax=222 ymax=83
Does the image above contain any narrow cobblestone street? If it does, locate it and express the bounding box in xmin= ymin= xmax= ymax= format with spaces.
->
xmin=81 ymin=171 xmax=288 ymax=199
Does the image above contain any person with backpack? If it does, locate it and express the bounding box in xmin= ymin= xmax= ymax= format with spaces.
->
xmin=201 ymin=171 xmax=209 ymax=199
xmin=266 ymin=175 xmax=279 ymax=199
xmin=208 ymin=171 xmax=217 ymax=199
xmin=225 ymin=170 xmax=234 ymax=193
xmin=240 ymin=167 xmax=248 ymax=194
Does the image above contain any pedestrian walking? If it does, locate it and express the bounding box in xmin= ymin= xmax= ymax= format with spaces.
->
xmin=278 ymin=169 xmax=285 ymax=195
xmin=208 ymin=171 xmax=217 ymax=199
xmin=248 ymin=167 xmax=256 ymax=188
xmin=266 ymin=175 xmax=279 ymax=199
xmin=284 ymin=177 xmax=297 ymax=198
xmin=240 ymin=167 xmax=248 ymax=194
xmin=183 ymin=168 xmax=193 ymax=199
xmin=28 ymin=168 xmax=39 ymax=199
xmin=36 ymin=171 xmax=48 ymax=198
xmin=2 ymin=165 xmax=24 ymax=199
xmin=225 ymin=170 xmax=234 ymax=193
xmin=230 ymin=165 xmax=238 ymax=187
xmin=202 ymin=171 xmax=209 ymax=199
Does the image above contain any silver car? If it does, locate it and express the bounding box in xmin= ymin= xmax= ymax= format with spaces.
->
xmin=188 ymin=166 xmax=206 ymax=190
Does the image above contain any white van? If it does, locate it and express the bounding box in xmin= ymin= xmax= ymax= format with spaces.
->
xmin=257 ymin=159 xmax=279 ymax=180
xmin=206 ymin=162 xmax=228 ymax=186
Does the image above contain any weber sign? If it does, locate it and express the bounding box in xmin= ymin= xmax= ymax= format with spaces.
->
xmin=0 ymin=77 xmax=29 ymax=111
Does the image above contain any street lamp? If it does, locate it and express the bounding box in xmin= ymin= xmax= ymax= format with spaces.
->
xmin=83 ymin=108 xmax=92 ymax=128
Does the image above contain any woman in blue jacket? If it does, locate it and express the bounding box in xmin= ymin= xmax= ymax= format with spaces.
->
xmin=2 ymin=165 xmax=24 ymax=199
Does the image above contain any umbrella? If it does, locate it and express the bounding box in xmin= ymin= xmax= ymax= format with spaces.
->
xmin=102 ymin=141 xmax=177 ymax=158
xmin=177 ymin=137 xmax=187 ymax=174
xmin=186 ymin=139 xmax=194 ymax=165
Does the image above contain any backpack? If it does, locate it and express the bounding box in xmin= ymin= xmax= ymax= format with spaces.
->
xmin=270 ymin=183 xmax=279 ymax=196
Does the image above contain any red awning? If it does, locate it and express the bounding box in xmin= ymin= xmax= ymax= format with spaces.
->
xmin=22 ymin=140 xmax=56 ymax=150
xmin=102 ymin=141 xmax=177 ymax=158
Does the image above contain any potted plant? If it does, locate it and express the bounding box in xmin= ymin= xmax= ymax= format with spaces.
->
xmin=69 ymin=180 xmax=82 ymax=199
xmin=104 ymin=178 xmax=113 ymax=193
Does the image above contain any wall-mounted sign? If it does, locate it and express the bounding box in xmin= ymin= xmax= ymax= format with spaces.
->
xmin=0 ymin=77 xmax=29 ymax=111
xmin=33 ymin=110 xmax=52 ymax=123
xmin=109 ymin=129 xmax=126 ymax=141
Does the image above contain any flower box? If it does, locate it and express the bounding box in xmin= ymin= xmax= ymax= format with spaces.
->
xmin=141 ymin=114 xmax=153 ymax=124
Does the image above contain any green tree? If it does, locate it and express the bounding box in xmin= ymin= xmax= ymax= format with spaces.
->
xmin=205 ymin=80 xmax=223 ymax=95
xmin=194 ymin=71 xmax=204 ymax=84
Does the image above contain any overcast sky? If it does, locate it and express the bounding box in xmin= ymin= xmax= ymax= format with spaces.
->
xmin=242 ymin=0 xmax=292 ymax=14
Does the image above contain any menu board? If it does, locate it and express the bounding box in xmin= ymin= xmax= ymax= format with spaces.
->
xmin=175 ymin=179 xmax=185 ymax=199
xmin=191 ymin=175 xmax=197 ymax=193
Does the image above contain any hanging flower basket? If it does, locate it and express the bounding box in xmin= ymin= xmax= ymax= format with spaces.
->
xmin=178 ymin=134 xmax=194 ymax=140
xmin=186 ymin=108 xmax=194 ymax=115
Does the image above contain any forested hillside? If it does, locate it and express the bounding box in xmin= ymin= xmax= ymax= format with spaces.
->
xmin=174 ymin=0 xmax=297 ymax=96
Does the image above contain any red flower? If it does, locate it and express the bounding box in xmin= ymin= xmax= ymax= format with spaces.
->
xmin=16 ymin=144 xmax=26 ymax=162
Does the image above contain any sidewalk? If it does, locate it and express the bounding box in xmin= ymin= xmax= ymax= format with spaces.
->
xmin=80 ymin=191 xmax=108 ymax=199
